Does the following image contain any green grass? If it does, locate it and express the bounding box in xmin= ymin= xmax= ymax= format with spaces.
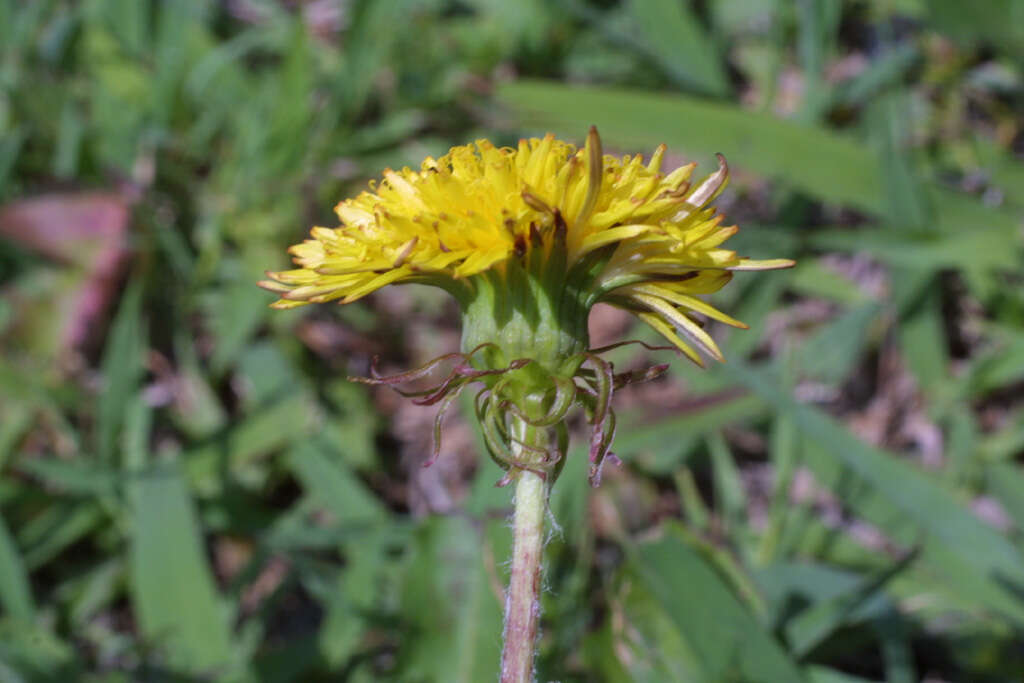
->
xmin=1 ymin=1 xmax=1024 ymax=681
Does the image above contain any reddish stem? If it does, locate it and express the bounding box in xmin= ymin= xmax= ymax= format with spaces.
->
xmin=500 ymin=426 xmax=548 ymax=683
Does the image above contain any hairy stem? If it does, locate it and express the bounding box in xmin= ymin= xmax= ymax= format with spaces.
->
xmin=500 ymin=421 xmax=548 ymax=683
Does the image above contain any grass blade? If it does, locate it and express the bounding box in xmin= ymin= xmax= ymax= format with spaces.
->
xmin=0 ymin=512 xmax=33 ymax=621
xmin=625 ymin=0 xmax=730 ymax=97
xmin=289 ymin=441 xmax=388 ymax=526
xmin=727 ymin=362 xmax=1024 ymax=620
xmin=96 ymin=280 xmax=145 ymax=462
xmin=399 ymin=516 xmax=504 ymax=682
xmin=129 ymin=465 xmax=233 ymax=674
xmin=624 ymin=522 xmax=807 ymax=682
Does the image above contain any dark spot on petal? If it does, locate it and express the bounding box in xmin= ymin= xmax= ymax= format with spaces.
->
xmin=553 ymin=209 xmax=567 ymax=242
xmin=514 ymin=234 xmax=527 ymax=258
xmin=529 ymin=222 xmax=543 ymax=247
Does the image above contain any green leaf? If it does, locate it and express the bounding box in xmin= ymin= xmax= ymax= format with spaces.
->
xmin=20 ymin=501 xmax=104 ymax=570
xmin=875 ymin=610 xmax=917 ymax=683
xmin=53 ymin=100 xmax=85 ymax=178
xmin=318 ymin=578 xmax=365 ymax=669
xmin=896 ymin=276 xmax=948 ymax=400
xmin=794 ymin=0 xmax=842 ymax=120
xmin=727 ymin=362 xmax=1024 ymax=621
xmin=673 ymin=467 xmax=710 ymax=532
xmin=808 ymin=219 xmax=1020 ymax=275
xmin=0 ymin=400 xmax=33 ymax=474
xmin=582 ymin=620 xmax=644 ymax=682
xmin=15 ymin=458 xmax=119 ymax=497
xmin=806 ymin=665 xmax=879 ymax=683
xmin=622 ymin=522 xmax=806 ymax=682
xmin=96 ymin=280 xmax=145 ymax=462
xmin=616 ymin=393 xmax=768 ymax=474
xmin=205 ymin=276 xmax=272 ymax=376
xmin=0 ymin=129 xmax=26 ymax=196
xmin=0 ymin=619 xmax=77 ymax=682
xmin=605 ymin=580 xmax=703 ymax=682
xmin=251 ymin=636 xmax=320 ymax=683
xmin=708 ymin=431 xmax=747 ymax=534
xmin=129 ymin=465 xmax=233 ymax=674
xmin=788 ymin=259 xmax=868 ymax=305
xmin=236 ymin=342 xmax=302 ymax=408
xmin=167 ymin=362 xmax=227 ymax=440
xmin=866 ymin=92 xmax=933 ymax=231
xmin=757 ymin=410 xmax=799 ymax=565
xmin=339 ymin=0 xmax=410 ymax=116
xmin=625 ymin=0 xmax=730 ymax=96
xmin=925 ymin=0 xmax=1024 ymax=53
xmin=832 ymin=43 xmax=919 ymax=107
xmin=59 ymin=557 xmax=124 ymax=628
xmin=965 ymin=326 xmax=1024 ymax=398
xmin=777 ymin=554 xmax=915 ymax=657
xmin=288 ymin=441 xmax=388 ymax=527
xmin=319 ymin=380 xmax=379 ymax=471
xmin=798 ymin=303 xmax=881 ymax=385
xmin=185 ymin=393 xmax=315 ymax=495
xmin=986 ymin=462 xmax=1024 ymax=532
xmin=0 ymin=512 xmax=33 ymax=621
xmin=398 ymin=516 xmax=504 ymax=682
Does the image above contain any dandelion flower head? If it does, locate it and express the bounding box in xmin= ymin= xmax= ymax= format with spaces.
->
xmin=261 ymin=128 xmax=792 ymax=370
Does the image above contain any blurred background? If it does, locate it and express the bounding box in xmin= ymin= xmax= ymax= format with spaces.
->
xmin=2 ymin=0 xmax=1024 ymax=681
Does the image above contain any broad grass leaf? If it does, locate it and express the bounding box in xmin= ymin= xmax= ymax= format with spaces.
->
xmin=986 ymin=462 xmax=1024 ymax=533
xmin=288 ymin=441 xmax=387 ymax=527
xmin=97 ymin=280 xmax=145 ymax=462
xmin=625 ymin=0 xmax=731 ymax=97
xmin=925 ymin=0 xmax=1024 ymax=53
xmin=620 ymin=522 xmax=807 ymax=682
xmin=0 ymin=619 xmax=78 ymax=681
xmin=0 ymin=512 xmax=33 ymax=621
xmin=185 ymin=393 xmax=315 ymax=495
xmin=398 ymin=516 xmax=503 ymax=683
xmin=129 ymin=465 xmax=233 ymax=674
xmin=727 ymin=362 xmax=1024 ymax=622
xmin=797 ymin=303 xmax=881 ymax=385
xmin=20 ymin=501 xmax=104 ymax=570
xmin=760 ymin=556 xmax=914 ymax=657
xmin=615 ymin=393 xmax=768 ymax=475
xmin=806 ymin=666 xmax=878 ymax=683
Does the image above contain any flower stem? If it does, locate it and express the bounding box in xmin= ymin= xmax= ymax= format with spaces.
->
xmin=500 ymin=422 xmax=548 ymax=683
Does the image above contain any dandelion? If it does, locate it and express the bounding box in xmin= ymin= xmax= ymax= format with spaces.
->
xmin=260 ymin=128 xmax=792 ymax=683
